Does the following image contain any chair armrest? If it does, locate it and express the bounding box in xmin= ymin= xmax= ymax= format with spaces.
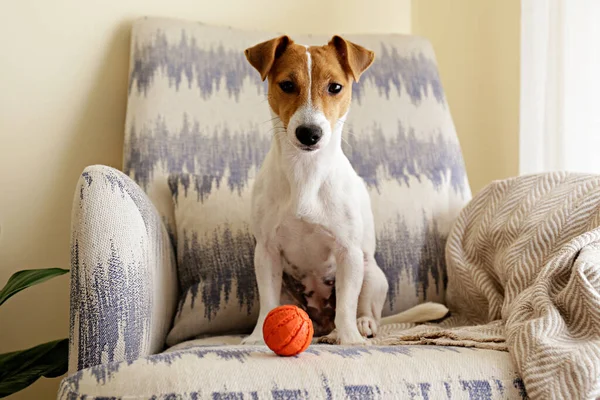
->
xmin=68 ymin=165 xmax=178 ymax=373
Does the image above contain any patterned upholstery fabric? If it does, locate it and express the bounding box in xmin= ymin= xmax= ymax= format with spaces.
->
xmin=120 ymin=17 xmax=471 ymax=345
xmin=69 ymin=165 xmax=178 ymax=372
xmin=58 ymin=340 xmax=525 ymax=399
xmin=168 ymin=172 xmax=258 ymax=341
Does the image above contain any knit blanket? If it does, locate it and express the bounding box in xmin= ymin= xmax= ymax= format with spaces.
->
xmin=372 ymin=172 xmax=600 ymax=399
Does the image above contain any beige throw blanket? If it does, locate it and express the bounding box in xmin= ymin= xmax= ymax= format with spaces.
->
xmin=373 ymin=172 xmax=600 ymax=399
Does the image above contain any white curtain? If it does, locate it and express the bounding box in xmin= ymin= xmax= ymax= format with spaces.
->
xmin=520 ymin=0 xmax=600 ymax=174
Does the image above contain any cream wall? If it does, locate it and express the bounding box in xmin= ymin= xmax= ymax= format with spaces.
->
xmin=413 ymin=0 xmax=520 ymax=193
xmin=0 ymin=1 xmax=410 ymax=398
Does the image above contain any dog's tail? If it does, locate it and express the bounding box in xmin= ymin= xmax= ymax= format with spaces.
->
xmin=379 ymin=302 xmax=449 ymax=325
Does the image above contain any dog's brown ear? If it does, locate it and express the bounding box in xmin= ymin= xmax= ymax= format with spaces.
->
xmin=329 ymin=36 xmax=375 ymax=82
xmin=244 ymin=36 xmax=293 ymax=81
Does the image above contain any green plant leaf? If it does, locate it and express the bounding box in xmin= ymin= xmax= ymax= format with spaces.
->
xmin=0 ymin=338 xmax=68 ymax=398
xmin=0 ymin=268 xmax=69 ymax=306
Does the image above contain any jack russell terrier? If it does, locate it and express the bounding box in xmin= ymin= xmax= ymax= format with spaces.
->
xmin=242 ymin=35 xmax=448 ymax=345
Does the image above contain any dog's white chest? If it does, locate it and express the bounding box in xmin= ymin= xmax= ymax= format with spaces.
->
xmin=276 ymin=215 xmax=334 ymax=267
xmin=275 ymin=214 xmax=338 ymax=335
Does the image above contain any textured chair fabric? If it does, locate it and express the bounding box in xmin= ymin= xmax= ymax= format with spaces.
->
xmin=120 ymin=17 xmax=471 ymax=346
xmin=69 ymin=165 xmax=178 ymax=372
xmin=58 ymin=340 xmax=525 ymax=400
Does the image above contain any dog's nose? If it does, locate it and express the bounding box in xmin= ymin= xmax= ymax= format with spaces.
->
xmin=295 ymin=125 xmax=323 ymax=147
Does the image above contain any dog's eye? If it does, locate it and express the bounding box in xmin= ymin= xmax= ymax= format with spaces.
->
xmin=328 ymin=83 xmax=343 ymax=94
xmin=279 ymin=81 xmax=295 ymax=93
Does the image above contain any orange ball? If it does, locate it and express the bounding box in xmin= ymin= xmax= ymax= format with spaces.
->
xmin=263 ymin=305 xmax=314 ymax=356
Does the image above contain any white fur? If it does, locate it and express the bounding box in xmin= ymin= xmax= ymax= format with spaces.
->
xmin=305 ymin=46 xmax=311 ymax=105
xmin=380 ymin=302 xmax=449 ymax=325
xmin=242 ymin=47 xmax=448 ymax=346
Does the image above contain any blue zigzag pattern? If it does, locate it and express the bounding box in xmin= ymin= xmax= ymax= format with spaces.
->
xmin=177 ymin=224 xmax=257 ymax=320
xmin=128 ymin=30 xmax=444 ymax=105
xmin=126 ymin=116 xmax=466 ymax=196
xmin=71 ymin=232 xmax=150 ymax=371
xmin=376 ymin=214 xmax=448 ymax=309
xmin=71 ymin=169 xmax=172 ymax=371
xmin=173 ymin=194 xmax=446 ymax=317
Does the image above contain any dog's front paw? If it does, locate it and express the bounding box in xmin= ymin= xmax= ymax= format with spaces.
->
xmin=241 ymin=335 xmax=266 ymax=346
xmin=338 ymin=330 xmax=368 ymax=346
xmin=357 ymin=316 xmax=378 ymax=338
xmin=318 ymin=330 xmax=339 ymax=345
xmin=318 ymin=329 xmax=368 ymax=346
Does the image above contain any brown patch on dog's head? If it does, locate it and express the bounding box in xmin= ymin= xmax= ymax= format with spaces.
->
xmin=307 ymin=37 xmax=374 ymax=131
xmin=244 ymin=35 xmax=294 ymax=81
xmin=327 ymin=36 xmax=375 ymax=83
xmin=245 ymin=36 xmax=311 ymax=129
xmin=245 ymin=36 xmax=374 ymax=150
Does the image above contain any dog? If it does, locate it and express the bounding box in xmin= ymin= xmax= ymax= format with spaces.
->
xmin=241 ymin=35 xmax=448 ymax=345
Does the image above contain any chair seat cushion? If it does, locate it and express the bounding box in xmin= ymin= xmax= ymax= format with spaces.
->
xmin=59 ymin=337 xmax=525 ymax=399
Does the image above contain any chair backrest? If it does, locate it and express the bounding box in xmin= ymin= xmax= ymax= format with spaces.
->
xmin=123 ymin=17 xmax=471 ymax=314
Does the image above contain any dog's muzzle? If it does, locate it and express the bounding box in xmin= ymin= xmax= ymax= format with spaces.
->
xmin=295 ymin=124 xmax=322 ymax=150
